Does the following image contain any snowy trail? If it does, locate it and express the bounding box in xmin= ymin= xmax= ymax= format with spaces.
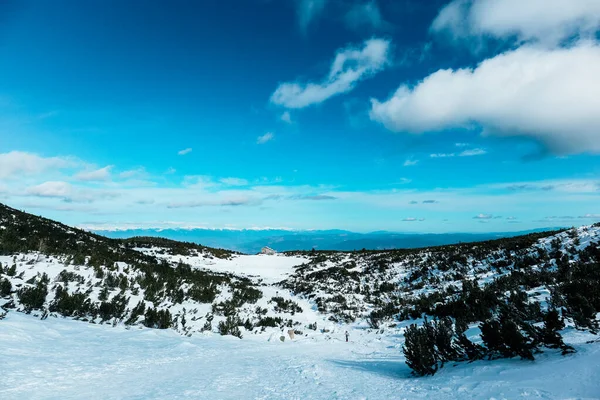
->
xmin=1 ymin=313 xmax=599 ymax=400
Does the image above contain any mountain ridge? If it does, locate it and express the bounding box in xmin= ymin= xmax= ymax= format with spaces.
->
xmin=95 ymin=226 xmax=568 ymax=254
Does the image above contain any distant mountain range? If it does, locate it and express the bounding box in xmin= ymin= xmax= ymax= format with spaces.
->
xmin=95 ymin=227 xmax=564 ymax=254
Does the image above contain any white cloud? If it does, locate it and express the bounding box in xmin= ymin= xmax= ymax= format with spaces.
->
xmin=431 ymin=0 xmax=600 ymax=46
xmin=498 ymin=179 xmax=600 ymax=193
xmin=473 ymin=213 xmax=493 ymax=219
xmin=182 ymin=175 xmax=218 ymax=191
xmin=257 ymin=132 xmax=275 ymax=144
xmin=370 ymin=42 xmax=600 ymax=155
xmin=0 ymin=151 xmax=76 ymax=179
xmin=27 ymin=181 xmax=73 ymax=198
xmin=579 ymin=213 xmax=600 ymax=219
xmin=178 ymin=148 xmax=192 ymax=156
xmin=430 ymin=153 xmax=455 ymax=158
xmin=345 ymin=0 xmax=387 ymax=31
xmin=119 ymin=167 xmax=147 ymax=179
xmin=220 ymin=177 xmax=249 ymax=186
xmin=24 ymin=181 xmax=120 ymax=203
xmin=403 ymin=159 xmax=419 ymax=166
xmin=74 ymin=166 xmax=112 ymax=182
xmin=402 ymin=217 xmax=425 ymax=222
xmin=280 ymin=111 xmax=293 ymax=124
xmin=459 ymin=148 xmax=487 ymax=156
xmin=167 ymin=195 xmax=258 ymax=209
xmin=271 ymin=38 xmax=390 ymax=109
xmin=296 ymin=0 xmax=327 ymax=32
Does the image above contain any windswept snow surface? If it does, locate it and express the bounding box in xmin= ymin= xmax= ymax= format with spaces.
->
xmin=1 ymin=312 xmax=599 ymax=400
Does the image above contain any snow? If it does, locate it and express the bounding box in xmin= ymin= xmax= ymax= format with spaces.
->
xmin=2 ymin=225 xmax=600 ymax=398
xmin=1 ymin=312 xmax=599 ymax=400
xmin=139 ymin=249 xmax=309 ymax=284
xmin=0 ymin=251 xmax=328 ymax=338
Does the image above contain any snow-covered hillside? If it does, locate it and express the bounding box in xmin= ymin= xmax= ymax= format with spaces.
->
xmin=1 ymin=202 xmax=600 ymax=398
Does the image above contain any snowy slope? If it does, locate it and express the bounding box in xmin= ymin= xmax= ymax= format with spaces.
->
xmin=0 ymin=251 xmax=330 ymax=337
xmin=1 ymin=311 xmax=599 ymax=400
xmin=2 ymin=203 xmax=600 ymax=399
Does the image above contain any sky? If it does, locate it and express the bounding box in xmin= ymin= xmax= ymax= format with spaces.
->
xmin=0 ymin=0 xmax=599 ymax=233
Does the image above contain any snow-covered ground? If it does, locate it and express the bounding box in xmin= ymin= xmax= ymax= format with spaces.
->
xmin=1 ymin=311 xmax=599 ymax=400
xmin=145 ymin=251 xmax=309 ymax=284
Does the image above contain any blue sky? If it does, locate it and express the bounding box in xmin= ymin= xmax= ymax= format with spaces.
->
xmin=0 ymin=0 xmax=599 ymax=232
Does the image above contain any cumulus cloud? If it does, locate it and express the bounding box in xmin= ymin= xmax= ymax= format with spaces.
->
xmin=345 ymin=0 xmax=387 ymax=31
xmin=370 ymin=42 xmax=600 ymax=155
xmin=74 ymin=166 xmax=112 ymax=182
xmin=271 ymin=38 xmax=390 ymax=109
xmin=0 ymin=151 xmax=76 ymax=179
xmin=257 ymin=132 xmax=275 ymax=144
xmin=178 ymin=148 xmax=192 ymax=156
xmin=431 ymin=0 xmax=600 ymax=46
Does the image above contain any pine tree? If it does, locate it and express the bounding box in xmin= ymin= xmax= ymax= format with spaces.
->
xmin=0 ymin=278 xmax=12 ymax=297
xmin=456 ymin=333 xmax=485 ymax=361
xmin=499 ymin=314 xmax=534 ymax=360
xmin=541 ymin=308 xmax=574 ymax=354
xmin=433 ymin=317 xmax=460 ymax=365
xmin=403 ymin=321 xmax=438 ymax=376
xmin=481 ymin=308 xmax=535 ymax=361
xmin=480 ymin=319 xmax=505 ymax=359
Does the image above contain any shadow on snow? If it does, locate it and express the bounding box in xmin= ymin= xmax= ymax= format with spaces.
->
xmin=329 ymin=359 xmax=412 ymax=379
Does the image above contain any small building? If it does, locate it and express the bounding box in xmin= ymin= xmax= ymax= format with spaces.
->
xmin=260 ymin=246 xmax=277 ymax=255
